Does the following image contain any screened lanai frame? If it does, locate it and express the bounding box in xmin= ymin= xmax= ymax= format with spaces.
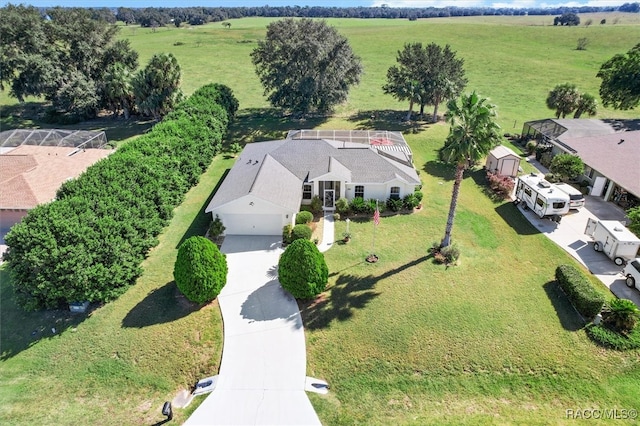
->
xmin=286 ymin=129 xmax=413 ymax=161
xmin=0 ymin=129 xmax=108 ymax=150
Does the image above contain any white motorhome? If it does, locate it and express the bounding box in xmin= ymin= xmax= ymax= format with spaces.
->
xmin=584 ymin=218 xmax=640 ymax=266
xmin=555 ymin=183 xmax=585 ymax=210
xmin=514 ymin=173 xmax=570 ymax=221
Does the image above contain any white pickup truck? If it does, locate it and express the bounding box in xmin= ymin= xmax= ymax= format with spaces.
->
xmin=624 ymin=258 xmax=640 ymax=290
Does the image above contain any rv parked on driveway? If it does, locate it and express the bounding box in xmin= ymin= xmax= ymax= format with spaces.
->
xmin=514 ymin=173 xmax=570 ymax=221
xmin=584 ymin=218 xmax=640 ymax=266
xmin=555 ymin=183 xmax=585 ymax=210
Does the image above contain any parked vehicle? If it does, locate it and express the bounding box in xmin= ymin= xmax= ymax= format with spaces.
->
xmin=514 ymin=173 xmax=570 ymax=221
xmin=584 ymin=218 xmax=640 ymax=266
xmin=554 ymin=183 xmax=585 ymax=210
xmin=624 ymin=258 xmax=640 ymax=289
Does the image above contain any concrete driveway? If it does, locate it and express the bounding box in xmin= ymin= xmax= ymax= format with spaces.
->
xmin=516 ymin=195 xmax=640 ymax=307
xmin=185 ymin=236 xmax=321 ymax=425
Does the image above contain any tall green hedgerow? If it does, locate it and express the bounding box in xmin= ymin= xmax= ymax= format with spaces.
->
xmin=5 ymin=83 xmax=238 ymax=310
xmin=555 ymin=264 xmax=606 ymax=319
xmin=174 ymin=236 xmax=228 ymax=304
xmin=278 ymin=239 xmax=328 ymax=299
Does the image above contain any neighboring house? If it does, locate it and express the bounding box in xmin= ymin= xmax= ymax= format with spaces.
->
xmin=522 ymin=119 xmax=640 ymax=210
xmin=485 ymin=145 xmax=521 ymax=178
xmin=0 ymin=129 xmax=112 ymax=245
xmin=205 ymin=130 xmax=421 ymax=236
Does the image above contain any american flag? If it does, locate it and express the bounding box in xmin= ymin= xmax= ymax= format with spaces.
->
xmin=373 ymin=207 xmax=380 ymax=226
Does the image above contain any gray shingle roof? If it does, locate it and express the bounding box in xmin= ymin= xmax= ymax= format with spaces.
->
xmin=206 ymin=137 xmax=420 ymax=213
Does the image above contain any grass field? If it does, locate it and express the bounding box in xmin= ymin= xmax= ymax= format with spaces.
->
xmin=1 ymin=15 xmax=639 ymax=425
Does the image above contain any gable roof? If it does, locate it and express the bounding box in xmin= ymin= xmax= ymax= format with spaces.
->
xmin=489 ymin=145 xmax=519 ymax=159
xmin=206 ymin=136 xmax=420 ymax=214
xmin=0 ymin=145 xmax=113 ymax=210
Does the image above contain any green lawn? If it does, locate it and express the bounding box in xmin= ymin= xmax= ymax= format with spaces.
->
xmin=1 ymin=15 xmax=639 ymax=425
xmin=303 ymin=120 xmax=640 ymax=424
xmin=0 ymin=156 xmax=235 ymax=425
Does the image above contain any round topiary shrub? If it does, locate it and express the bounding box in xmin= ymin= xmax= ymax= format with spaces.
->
xmin=173 ymin=236 xmax=228 ymax=304
xmin=278 ymin=239 xmax=328 ymax=299
xmin=295 ymin=210 xmax=313 ymax=225
xmin=291 ymin=224 xmax=312 ymax=241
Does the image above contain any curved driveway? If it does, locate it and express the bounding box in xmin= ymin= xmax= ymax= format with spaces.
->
xmin=185 ymin=220 xmax=334 ymax=425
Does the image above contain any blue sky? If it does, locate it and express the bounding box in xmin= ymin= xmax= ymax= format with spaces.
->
xmin=3 ymin=1 xmax=630 ymax=9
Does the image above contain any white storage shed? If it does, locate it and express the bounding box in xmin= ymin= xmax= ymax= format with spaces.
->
xmin=485 ymin=145 xmax=521 ymax=178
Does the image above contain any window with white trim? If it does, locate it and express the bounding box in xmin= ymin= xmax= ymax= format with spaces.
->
xmin=390 ymin=186 xmax=400 ymax=200
xmin=355 ymin=185 xmax=364 ymax=198
xmin=303 ymin=184 xmax=312 ymax=200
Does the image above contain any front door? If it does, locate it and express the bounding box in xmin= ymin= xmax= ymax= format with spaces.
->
xmin=324 ymin=189 xmax=335 ymax=210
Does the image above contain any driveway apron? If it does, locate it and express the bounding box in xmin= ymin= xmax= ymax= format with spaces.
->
xmin=185 ymin=235 xmax=321 ymax=425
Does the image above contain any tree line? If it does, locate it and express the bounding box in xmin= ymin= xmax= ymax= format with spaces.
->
xmin=111 ymin=4 xmax=637 ymax=27
xmin=0 ymin=4 xmax=182 ymax=122
xmin=4 ymin=84 xmax=239 ymax=311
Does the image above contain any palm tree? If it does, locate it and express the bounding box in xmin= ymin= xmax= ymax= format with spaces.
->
xmin=440 ymin=92 xmax=502 ymax=248
xmin=573 ymin=93 xmax=598 ymax=118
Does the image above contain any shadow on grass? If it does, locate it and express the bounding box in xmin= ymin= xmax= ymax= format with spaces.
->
xmin=345 ymin=109 xmax=430 ymax=134
xmin=122 ymin=281 xmax=200 ymax=328
xmin=423 ymin=160 xmax=455 ymax=181
xmin=176 ymin=169 xmax=230 ymax=249
xmin=494 ymin=201 xmax=539 ymax=236
xmin=300 ymin=255 xmax=429 ymax=330
xmin=0 ymin=269 xmax=95 ymax=360
xmin=225 ymin=108 xmax=329 ymax=144
xmin=542 ymin=281 xmax=585 ymax=331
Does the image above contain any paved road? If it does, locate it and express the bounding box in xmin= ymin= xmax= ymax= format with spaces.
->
xmin=185 ymin=236 xmax=321 ymax=425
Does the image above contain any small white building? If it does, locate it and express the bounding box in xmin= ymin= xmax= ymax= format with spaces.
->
xmin=485 ymin=145 xmax=520 ymax=178
xmin=205 ymin=130 xmax=421 ymax=236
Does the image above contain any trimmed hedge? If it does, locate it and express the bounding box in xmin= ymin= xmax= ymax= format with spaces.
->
xmin=5 ymin=83 xmax=238 ymax=310
xmin=555 ymin=264 xmax=606 ymax=319
xmin=291 ymin=224 xmax=312 ymax=241
xmin=295 ymin=211 xmax=313 ymax=225
xmin=174 ymin=236 xmax=227 ymax=304
xmin=278 ymin=239 xmax=328 ymax=299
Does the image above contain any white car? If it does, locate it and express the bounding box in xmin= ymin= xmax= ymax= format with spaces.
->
xmin=624 ymin=258 xmax=640 ymax=290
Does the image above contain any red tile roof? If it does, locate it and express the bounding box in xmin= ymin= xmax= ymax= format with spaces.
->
xmin=0 ymin=145 xmax=113 ymax=210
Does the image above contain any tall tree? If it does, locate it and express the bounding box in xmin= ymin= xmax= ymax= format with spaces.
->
xmin=132 ymin=53 xmax=182 ymax=120
xmin=421 ymin=43 xmax=467 ymax=122
xmin=573 ymin=93 xmax=598 ymax=118
xmin=383 ymin=42 xmax=466 ymax=122
xmin=102 ymin=63 xmax=135 ymax=118
xmin=251 ymin=18 xmax=362 ymax=116
xmin=0 ymin=5 xmax=138 ymax=119
xmin=597 ymin=43 xmax=640 ymax=110
xmin=546 ymin=83 xmax=581 ymax=118
xmin=440 ymin=92 xmax=501 ymax=248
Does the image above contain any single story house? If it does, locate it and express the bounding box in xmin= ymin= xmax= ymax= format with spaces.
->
xmin=485 ymin=145 xmax=521 ymax=178
xmin=522 ymin=119 xmax=640 ymax=210
xmin=205 ymin=130 xmax=421 ymax=236
xmin=0 ymin=129 xmax=112 ymax=245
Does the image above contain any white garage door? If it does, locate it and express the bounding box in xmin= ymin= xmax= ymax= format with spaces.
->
xmin=223 ymin=214 xmax=283 ymax=236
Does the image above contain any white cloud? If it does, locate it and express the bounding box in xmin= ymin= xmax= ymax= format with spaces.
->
xmin=492 ymin=1 xmax=536 ymax=8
